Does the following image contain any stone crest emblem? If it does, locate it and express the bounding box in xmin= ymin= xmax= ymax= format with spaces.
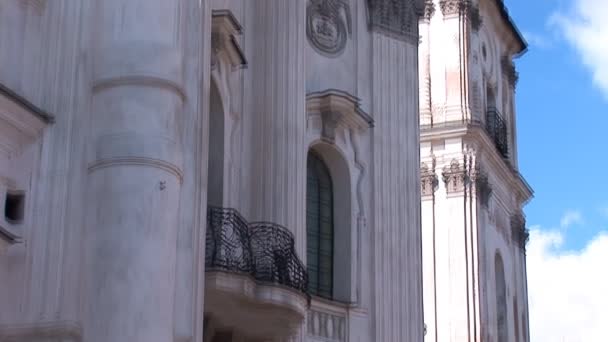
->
xmin=307 ymin=0 xmax=352 ymax=57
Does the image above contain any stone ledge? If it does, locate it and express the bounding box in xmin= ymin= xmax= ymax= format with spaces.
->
xmin=0 ymin=321 xmax=81 ymax=342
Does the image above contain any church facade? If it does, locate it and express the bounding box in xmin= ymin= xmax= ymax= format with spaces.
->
xmin=0 ymin=1 xmax=426 ymax=341
xmin=418 ymin=1 xmax=532 ymax=341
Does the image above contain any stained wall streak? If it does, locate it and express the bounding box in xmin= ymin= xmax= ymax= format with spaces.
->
xmin=371 ymin=33 xmax=423 ymax=342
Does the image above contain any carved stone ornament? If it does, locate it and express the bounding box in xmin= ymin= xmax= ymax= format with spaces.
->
xmin=367 ymin=0 xmax=421 ymax=43
xmin=471 ymin=169 xmax=492 ymax=208
xmin=421 ymin=162 xmax=439 ymax=198
xmin=307 ymin=0 xmax=352 ymax=57
xmin=468 ymin=4 xmax=482 ymax=31
xmin=510 ymin=212 xmax=529 ymax=251
xmin=422 ymin=0 xmax=436 ymax=21
xmin=439 ymin=0 xmax=467 ymax=16
xmin=501 ymin=56 xmax=519 ymax=88
xmin=442 ymin=159 xmax=468 ymax=193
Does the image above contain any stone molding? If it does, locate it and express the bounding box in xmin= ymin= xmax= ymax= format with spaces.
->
xmin=442 ymin=159 xmax=468 ymax=193
xmin=307 ymin=0 xmax=352 ymax=57
xmin=421 ymin=161 xmax=439 ymax=198
xmin=306 ymin=89 xmax=373 ymax=144
xmin=367 ymin=0 xmax=423 ymax=43
xmin=211 ymin=10 xmax=247 ymax=70
xmin=88 ymin=157 xmax=184 ymax=184
xmin=501 ymin=55 xmax=519 ymax=88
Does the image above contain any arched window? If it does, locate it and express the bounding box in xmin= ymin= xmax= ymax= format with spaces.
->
xmin=495 ymin=252 xmax=508 ymax=342
xmin=306 ymin=151 xmax=334 ymax=299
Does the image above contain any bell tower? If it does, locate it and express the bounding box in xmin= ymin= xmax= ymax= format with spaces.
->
xmin=418 ymin=0 xmax=533 ymax=341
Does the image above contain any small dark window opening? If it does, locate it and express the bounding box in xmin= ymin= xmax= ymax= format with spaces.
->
xmin=5 ymin=192 xmax=25 ymax=223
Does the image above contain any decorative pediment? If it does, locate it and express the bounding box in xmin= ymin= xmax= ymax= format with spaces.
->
xmin=307 ymin=89 xmax=373 ymax=143
xmin=366 ymin=0 xmax=424 ymax=43
xmin=211 ymin=10 xmax=247 ymax=69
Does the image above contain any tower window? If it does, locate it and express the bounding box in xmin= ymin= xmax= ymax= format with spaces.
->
xmin=5 ymin=192 xmax=25 ymax=223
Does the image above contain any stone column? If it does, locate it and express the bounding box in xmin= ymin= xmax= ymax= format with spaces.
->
xmin=84 ymin=1 xmax=192 ymax=341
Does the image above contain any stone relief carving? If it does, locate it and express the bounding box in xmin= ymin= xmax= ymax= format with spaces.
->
xmin=468 ymin=4 xmax=482 ymax=31
xmin=501 ymin=56 xmax=519 ymax=88
xmin=442 ymin=159 xmax=467 ymax=193
xmin=367 ymin=0 xmax=422 ymax=43
xmin=307 ymin=0 xmax=352 ymax=57
xmin=439 ymin=0 xmax=465 ymax=16
xmin=471 ymin=169 xmax=492 ymax=208
xmin=308 ymin=309 xmax=346 ymax=341
xmin=421 ymin=162 xmax=439 ymax=198
xmin=439 ymin=0 xmax=481 ymax=32
xmin=422 ymin=0 xmax=436 ymax=21
xmin=510 ymin=212 xmax=529 ymax=251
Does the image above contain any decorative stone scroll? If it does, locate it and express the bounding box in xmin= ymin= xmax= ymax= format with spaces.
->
xmin=307 ymin=0 xmax=352 ymax=57
xmin=501 ymin=56 xmax=519 ymax=88
xmin=421 ymin=162 xmax=439 ymax=198
xmin=308 ymin=309 xmax=346 ymax=341
xmin=442 ymin=159 xmax=468 ymax=193
xmin=367 ymin=0 xmax=423 ymax=43
xmin=422 ymin=0 xmax=436 ymax=21
xmin=510 ymin=212 xmax=529 ymax=251
xmin=471 ymin=169 xmax=492 ymax=208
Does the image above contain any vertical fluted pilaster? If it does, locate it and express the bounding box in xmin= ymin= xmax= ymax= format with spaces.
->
xmin=246 ymin=1 xmax=307 ymax=251
xmin=370 ymin=33 xmax=424 ymax=341
xmin=84 ymin=1 xmax=193 ymax=341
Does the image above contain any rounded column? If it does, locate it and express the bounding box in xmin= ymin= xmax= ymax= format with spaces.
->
xmin=84 ymin=1 xmax=187 ymax=341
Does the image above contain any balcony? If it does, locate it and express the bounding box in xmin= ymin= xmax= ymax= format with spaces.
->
xmin=204 ymin=206 xmax=309 ymax=340
xmin=485 ymin=107 xmax=509 ymax=159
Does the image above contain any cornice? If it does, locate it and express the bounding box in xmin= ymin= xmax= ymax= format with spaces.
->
xmin=420 ymin=120 xmax=533 ymax=204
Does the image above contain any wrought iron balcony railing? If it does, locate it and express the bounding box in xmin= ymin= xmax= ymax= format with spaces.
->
xmin=485 ymin=107 xmax=509 ymax=159
xmin=205 ymin=206 xmax=309 ymax=297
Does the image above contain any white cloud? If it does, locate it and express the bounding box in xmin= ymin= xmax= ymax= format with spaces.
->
xmin=528 ymin=228 xmax=608 ymax=342
xmin=551 ymin=0 xmax=608 ymax=98
xmin=560 ymin=209 xmax=583 ymax=228
xmin=522 ymin=31 xmax=552 ymax=49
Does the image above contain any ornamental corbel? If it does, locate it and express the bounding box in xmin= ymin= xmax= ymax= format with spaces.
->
xmin=501 ymin=56 xmax=519 ymax=88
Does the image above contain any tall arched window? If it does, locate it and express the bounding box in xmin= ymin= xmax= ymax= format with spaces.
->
xmin=306 ymin=151 xmax=334 ymax=299
xmin=495 ymin=252 xmax=508 ymax=342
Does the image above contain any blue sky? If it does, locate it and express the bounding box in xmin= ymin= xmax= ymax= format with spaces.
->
xmin=506 ymin=0 xmax=608 ymax=340
xmin=508 ymin=0 xmax=608 ymax=251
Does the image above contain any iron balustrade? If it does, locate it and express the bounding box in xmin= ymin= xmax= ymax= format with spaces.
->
xmin=485 ymin=107 xmax=509 ymax=159
xmin=205 ymin=206 xmax=309 ymax=297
